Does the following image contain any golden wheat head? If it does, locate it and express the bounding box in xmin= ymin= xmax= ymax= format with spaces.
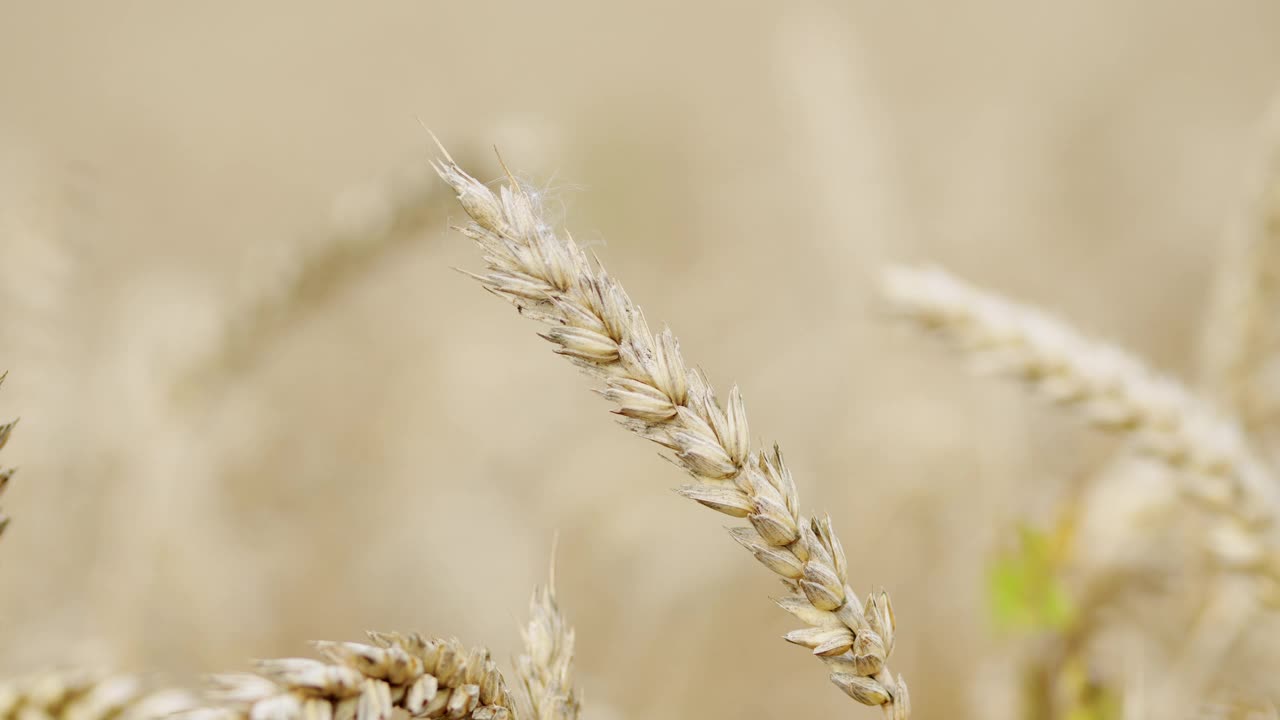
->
xmin=186 ymin=634 xmax=515 ymax=720
xmin=432 ymin=144 xmax=909 ymax=718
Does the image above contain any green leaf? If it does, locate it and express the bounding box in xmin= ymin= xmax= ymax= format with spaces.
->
xmin=986 ymin=523 xmax=1076 ymax=633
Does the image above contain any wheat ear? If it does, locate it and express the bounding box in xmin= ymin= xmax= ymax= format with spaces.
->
xmin=188 ymin=635 xmax=515 ymax=720
xmin=515 ymin=564 xmax=580 ymax=720
xmin=881 ymin=264 xmax=1280 ymax=576
xmin=0 ymin=372 xmax=16 ymax=538
xmin=432 ymin=146 xmax=909 ymax=718
xmin=0 ymin=672 xmax=194 ymax=720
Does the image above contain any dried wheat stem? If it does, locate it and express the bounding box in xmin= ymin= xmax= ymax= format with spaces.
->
xmin=0 ymin=671 xmax=195 ymax=720
xmin=433 ymin=146 xmax=909 ymax=718
xmin=181 ymin=161 xmax=448 ymax=393
xmin=881 ymin=264 xmax=1280 ymax=575
xmin=516 ymin=568 xmax=580 ymax=720
xmin=0 ymin=371 xmax=16 ymax=538
xmin=187 ymin=634 xmax=515 ymax=720
xmin=1161 ymin=574 xmax=1257 ymax=720
xmin=1199 ymin=96 xmax=1280 ymax=435
xmin=1197 ymin=699 xmax=1280 ymax=720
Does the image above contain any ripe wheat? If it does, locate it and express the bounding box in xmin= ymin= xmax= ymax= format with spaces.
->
xmin=188 ymin=635 xmax=515 ymax=720
xmin=515 ymin=579 xmax=579 ymax=720
xmin=0 ymin=671 xmax=193 ymax=720
xmin=880 ymin=264 xmax=1280 ymax=584
xmin=432 ymin=144 xmax=909 ymax=718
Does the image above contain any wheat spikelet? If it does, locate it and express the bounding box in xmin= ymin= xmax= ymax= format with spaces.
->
xmin=881 ymin=264 xmax=1280 ymax=579
xmin=188 ymin=634 xmax=515 ymax=720
xmin=432 ymin=145 xmax=909 ymax=718
xmin=0 ymin=671 xmax=194 ymax=720
xmin=515 ymin=565 xmax=579 ymax=720
xmin=0 ymin=371 xmax=15 ymax=538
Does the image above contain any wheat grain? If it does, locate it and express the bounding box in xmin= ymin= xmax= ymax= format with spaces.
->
xmin=432 ymin=144 xmax=909 ymax=718
xmin=0 ymin=371 xmax=15 ymax=538
xmin=0 ymin=671 xmax=194 ymax=720
xmin=188 ymin=634 xmax=515 ymax=720
xmin=515 ymin=568 xmax=580 ymax=720
xmin=880 ymin=264 xmax=1280 ymax=580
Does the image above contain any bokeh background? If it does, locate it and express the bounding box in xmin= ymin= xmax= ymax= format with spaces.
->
xmin=2 ymin=2 xmax=1280 ymax=719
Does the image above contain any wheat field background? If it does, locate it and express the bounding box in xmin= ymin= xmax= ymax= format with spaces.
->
xmin=2 ymin=2 xmax=1280 ymax=719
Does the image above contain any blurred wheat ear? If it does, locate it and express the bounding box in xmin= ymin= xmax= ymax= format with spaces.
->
xmin=0 ymin=671 xmax=195 ymax=720
xmin=880 ymin=264 xmax=1280 ymax=590
xmin=881 ymin=264 xmax=1280 ymax=715
xmin=432 ymin=142 xmax=910 ymax=718
xmin=0 ymin=371 xmax=16 ymax=538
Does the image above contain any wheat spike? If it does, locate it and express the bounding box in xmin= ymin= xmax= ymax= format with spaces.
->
xmin=515 ymin=562 xmax=580 ymax=720
xmin=0 ymin=671 xmax=194 ymax=720
xmin=0 ymin=371 xmax=15 ymax=538
xmin=433 ymin=145 xmax=909 ymax=717
xmin=189 ymin=635 xmax=515 ymax=720
xmin=881 ymin=264 xmax=1280 ymax=581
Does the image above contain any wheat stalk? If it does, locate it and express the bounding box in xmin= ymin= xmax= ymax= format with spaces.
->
xmin=0 ymin=371 xmax=16 ymax=538
xmin=1161 ymin=574 xmax=1259 ymax=720
xmin=1199 ymin=96 xmax=1280 ymax=445
xmin=1198 ymin=698 xmax=1280 ymax=720
xmin=180 ymin=160 xmax=449 ymax=395
xmin=186 ymin=634 xmax=515 ymax=720
xmin=432 ymin=144 xmax=909 ymax=718
xmin=0 ymin=671 xmax=194 ymax=720
xmin=880 ymin=264 xmax=1280 ymax=581
xmin=515 ymin=563 xmax=580 ymax=720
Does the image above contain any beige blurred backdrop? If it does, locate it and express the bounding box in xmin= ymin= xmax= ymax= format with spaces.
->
xmin=2 ymin=2 xmax=1280 ymax=719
